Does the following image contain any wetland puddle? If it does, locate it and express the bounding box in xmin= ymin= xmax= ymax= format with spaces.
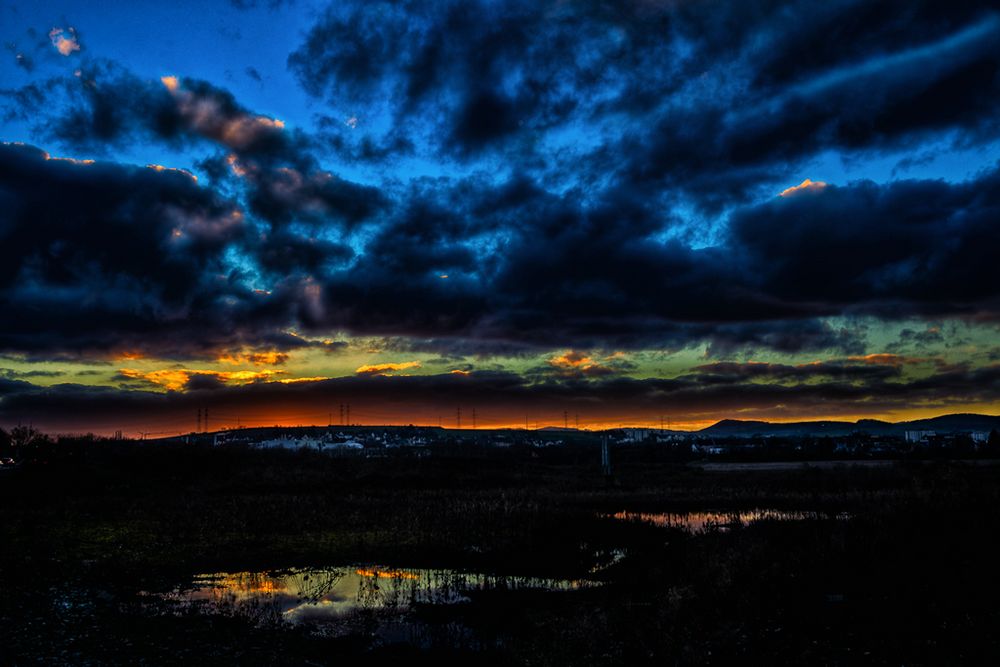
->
xmin=163 ymin=566 xmax=593 ymax=632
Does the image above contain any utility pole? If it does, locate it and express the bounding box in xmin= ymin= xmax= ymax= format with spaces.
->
xmin=602 ymin=435 xmax=612 ymax=478
xmin=346 ymin=404 xmax=350 ymax=426
xmin=196 ymin=408 xmax=201 ymax=433
xmin=576 ymin=413 xmax=579 ymax=429
xmin=457 ymin=407 xmax=462 ymax=429
xmin=204 ymin=407 xmax=208 ymax=433
xmin=564 ymin=411 xmax=568 ymax=429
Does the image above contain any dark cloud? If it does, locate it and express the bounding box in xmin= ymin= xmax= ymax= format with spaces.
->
xmin=0 ymin=368 xmax=64 ymax=379
xmin=1 ymin=1 xmax=999 ymax=372
xmin=0 ymin=377 xmax=34 ymax=397
xmin=690 ymin=360 xmax=904 ymax=384
xmin=236 ymin=156 xmax=385 ymax=229
xmin=288 ymin=0 xmax=682 ymax=158
xmin=728 ymin=172 xmax=1000 ymax=318
xmin=16 ymin=64 xmax=383 ymax=225
xmin=3 ymin=64 xmax=387 ymax=294
xmin=184 ymin=373 xmax=228 ymax=391
xmin=1 ymin=82 xmax=45 ymax=122
xmin=12 ymin=63 xmax=183 ymax=154
xmin=0 ymin=142 xmax=297 ymax=359
xmin=299 ymin=167 xmax=998 ymax=354
xmin=6 ymin=130 xmax=999 ymax=360
xmin=289 ymin=1 xmax=1000 ymax=203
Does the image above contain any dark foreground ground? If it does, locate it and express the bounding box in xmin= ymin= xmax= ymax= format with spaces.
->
xmin=3 ymin=441 xmax=1000 ymax=665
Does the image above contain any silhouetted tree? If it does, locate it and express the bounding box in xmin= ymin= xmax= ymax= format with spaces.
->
xmin=6 ymin=425 xmax=52 ymax=463
xmin=9 ymin=425 xmax=43 ymax=449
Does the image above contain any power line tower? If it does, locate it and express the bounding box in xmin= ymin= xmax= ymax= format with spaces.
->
xmin=346 ymin=404 xmax=351 ymax=426
xmin=456 ymin=407 xmax=462 ymax=430
xmin=204 ymin=407 xmax=208 ymax=433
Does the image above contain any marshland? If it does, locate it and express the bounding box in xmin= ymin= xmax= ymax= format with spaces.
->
xmin=4 ymin=434 xmax=1000 ymax=664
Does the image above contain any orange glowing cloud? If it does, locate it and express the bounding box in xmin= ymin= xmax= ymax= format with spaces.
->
xmin=31 ymin=147 xmax=95 ymax=166
xmin=160 ymin=75 xmax=180 ymax=92
xmin=160 ymin=77 xmax=286 ymax=150
xmin=847 ymin=353 xmax=931 ymax=367
xmin=779 ymin=178 xmax=827 ymax=197
xmin=146 ymin=164 xmax=197 ymax=182
xmin=549 ymin=350 xmax=594 ymax=368
xmin=166 ymin=208 xmax=243 ymax=242
xmin=548 ymin=350 xmax=627 ymax=378
xmin=355 ymin=361 xmax=422 ymax=375
xmin=119 ymin=368 xmax=278 ymax=391
xmin=220 ymin=116 xmax=285 ymax=150
xmin=49 ymin=27 xmax=81 ymax=56
xmin=226 ymin=154 xmax=248 ymax=177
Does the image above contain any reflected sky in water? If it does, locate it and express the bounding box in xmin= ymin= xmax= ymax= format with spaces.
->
xmin=168 ymin=566 xmax=593 ymax=626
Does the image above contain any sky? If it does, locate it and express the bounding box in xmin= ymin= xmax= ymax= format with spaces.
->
xmin=1 ymin=0 xmax=1000 ymax=436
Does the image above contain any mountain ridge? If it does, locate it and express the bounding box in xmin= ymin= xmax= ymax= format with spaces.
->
xmin=698 ymin=413 xmax=1000 ymax=437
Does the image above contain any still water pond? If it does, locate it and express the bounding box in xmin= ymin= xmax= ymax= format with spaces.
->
xmin=610 ymin=509 xmax=850 ymax=533
xmin=166 ymin=566 xmax=592 ymax=627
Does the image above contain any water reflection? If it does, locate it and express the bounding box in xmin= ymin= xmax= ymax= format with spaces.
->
xmin=610 ymin=509 xmax=850 ymax=533
xmin=167 ymin=566 xmax=592 ymax=628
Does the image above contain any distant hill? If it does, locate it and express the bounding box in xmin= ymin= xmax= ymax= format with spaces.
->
xmin=896 ymin=413 xmax=1000 ymax=432
xmin=699 ymin=414 xmax=1000 ymax=437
